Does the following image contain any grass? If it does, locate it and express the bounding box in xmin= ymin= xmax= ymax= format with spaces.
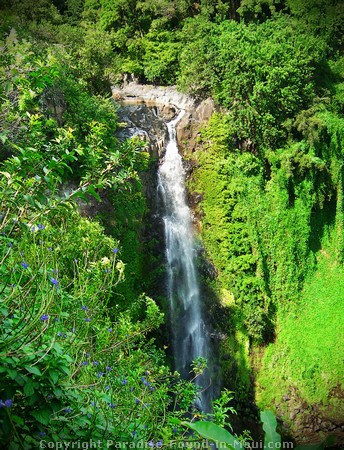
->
xmin=256 ymin=238 xmax=344 ymax=419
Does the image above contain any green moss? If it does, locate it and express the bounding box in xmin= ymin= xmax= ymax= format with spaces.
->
xmin=256 ymin=237 xmax=344 ymax=417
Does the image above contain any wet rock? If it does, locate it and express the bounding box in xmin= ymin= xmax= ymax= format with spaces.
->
xmin=111 ymin=81 xmax=216 ymax=154
xmin=159 ymin=104 xmax=177 ymax=121
xmin=275 ymin=386 xmax=344 ymax=446
xmin=183 ymin=159 xmax=196 ymax=178
xmin=176 ymin=98 xmax=215 ymax=152
xmin=193 ymin=193 xmax=203 ymax=204
xmin=116 ymin=104 xmax=168 ymax=159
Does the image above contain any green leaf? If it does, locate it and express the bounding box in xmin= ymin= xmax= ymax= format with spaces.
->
xmin=31 ymin=408 xmax=51 ymax=426
xmin=182 ymin=421 xmax=243 ymax=449
xmin=11 ymin=415 xmax=24 ymax=426
xmin=8 ymin=369 xmax=18 ymax=379
xmin=24 ymin=365 xmax=42 ymax=376
xmin=15 ymin=373 xmax=27 ymax=387
xmin=49 ymin=369 xmax=59 ymax=384
xmin=260 ymin=410 xmax=281 ymax=448
xmin=24 ymin=378 xmax=35 ymax=396
xmin=53 ymin=387 xmax=63 ymax=398
xmin=87 ymin=185 xmax=101 ymax=202
xmin=53 ymin=342 xmax=64 ymax=355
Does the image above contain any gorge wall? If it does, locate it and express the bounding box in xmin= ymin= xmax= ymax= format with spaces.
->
xmin=112 ymin=82 xmax=221 ymax=412
xmin=112 ymin=81 xmax=215 ymax=154
xmin=111 ymin=82 xmax=344 ymax=446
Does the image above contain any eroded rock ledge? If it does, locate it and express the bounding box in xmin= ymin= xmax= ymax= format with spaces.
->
xmin=112 ymin=81 xmax=215 ymax=152
xmin=112 ymin=81 xmax=195 ymax=111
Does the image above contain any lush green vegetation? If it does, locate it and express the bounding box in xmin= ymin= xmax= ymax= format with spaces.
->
xmin=257 ymin=236 xmax=344 ymax=426
xmin=183 ymin=0 xmax=344 ymax=440
xmin=0 ymin=14 xmax=229 ymax=449
xmin=1 ymin=0 xmax=343 ymax=446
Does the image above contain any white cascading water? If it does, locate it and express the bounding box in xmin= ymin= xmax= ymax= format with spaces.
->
xmin=157 ymin=111 xmax=211 ymax=411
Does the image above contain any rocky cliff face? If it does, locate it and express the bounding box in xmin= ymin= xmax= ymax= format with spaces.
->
xmin=112 ymin=81 xmax=215 ymax=153
xmin=112 ymin=82 xmax=216 ymax=245
xmin=112 ymin=82 xmax=221 ymax=383
xmin=113 ymin=83 xmax=344 ymax=447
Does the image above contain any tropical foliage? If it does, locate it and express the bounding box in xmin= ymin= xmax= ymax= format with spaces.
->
xmin=0 ymin=0 xmax=343 ymax=447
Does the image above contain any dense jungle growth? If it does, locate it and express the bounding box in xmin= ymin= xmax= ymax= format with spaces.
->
xmin=0 ymin=0 xmax=343 ymax=447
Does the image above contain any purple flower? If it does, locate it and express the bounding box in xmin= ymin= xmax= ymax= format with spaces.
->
xmin=30 ymin=226 xmax=35 ymax=232
xmin=141 ymin=376 xmax=149 ymax=386
xmin=106 ymin=366 xmax=112 ymax=371
xmin=47 ymin=247 xmax=53 ymax=252
xmin=81 ymin=305 xmax=88 ymax=311
xmin=97 ymin=372 xmax=104 ymax=378
xmin=148 ymin=442 xmax=154 ymax=448
xmin=54 ymin=317 xmax=59 ymax=322
xmin=132 ymin=431 xmax=136 ymax=436
xmin=9 ymin=242 xmax=13 ymax=248
xmin=92 ymin=361 xmax=99 ymax=366
xmin=71 ymin=328 xmax=75 ymax=333
xmin=82 ymin=361 xmax=88 ymax=366
xmin=65 ymin=407 xmax=72 ymax=413
xmin=135 ymin=398 xmax=139 ymax=404
xmin=156 ymin=441 xmax=162 ymax=448
xmin=112 ymin=248 xmax=119 ymax=254
xmin=40 ymin=314 xmax=49 ymax=321
xmin=104 ymin=269 xmax=111 ymax=273
xmin=38 ymin=432 xmax=46 ymax=437
xmin=4 ymin=399 xmax=12 ymax=408
xmin=121 ymin=379 xmax=128 ymax=385
xmin=85 ymin=318 xmax=91 ymax=322
xmin=108 ymin=403 xmax=115 ymax=408
xmin=108 ymin=328 xmax=113 ymax=332
xmin=50 ymin=278 xmax=58 ymax=287
xmin=90 ymin=401 xmax=95 ymax=406
xmin=58 ymin=332 xmax=63 ymax=337
xmin=74 ymin=259 xmax=78 ymax=263
xmin=37 ymin=224 xmax=45 ymax=230
xmin=105 ymin=385 xmax=110 ymax=391
xmin=21 ymin=262 xmax=28 ymax=269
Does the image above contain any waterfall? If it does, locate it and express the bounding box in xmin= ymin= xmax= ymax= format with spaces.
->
xmin=157 ymin=111 xmax=212 ymax=411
